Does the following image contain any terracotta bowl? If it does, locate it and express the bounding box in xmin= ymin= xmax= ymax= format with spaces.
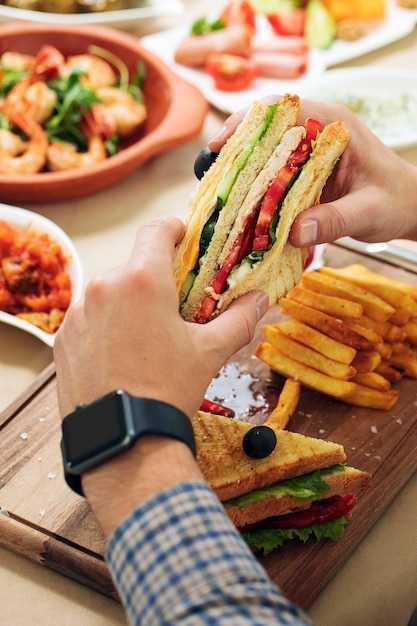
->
xmin=0 ymin=23 xmax=208 ymax=204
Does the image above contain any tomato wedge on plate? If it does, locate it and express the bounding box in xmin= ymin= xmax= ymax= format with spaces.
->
xmin=220 ymin=0 xmax=257 ymax=31
xmin=205 ymin=53 xmax=258 ymax=92
xmin=267 ymin=9 xmax=306 ymax=37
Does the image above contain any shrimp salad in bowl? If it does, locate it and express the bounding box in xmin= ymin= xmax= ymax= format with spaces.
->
xmin=0 ymin=203 xmax=83 ymax=347
xmin=0 ymin=43 xmax=147 ymax=175
xmin=0 ymin=23 xmax=208 ymax=203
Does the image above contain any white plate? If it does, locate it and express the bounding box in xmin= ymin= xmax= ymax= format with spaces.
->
xmin=0 ymin=0 xmax=183 ymax=28
xmin=0 ymin=204 xmax=83 ymax=348
xmin=301 ymin=67 xmax=417 ymax=151
xmin=142 ymin=2 xmax=416 ymax=114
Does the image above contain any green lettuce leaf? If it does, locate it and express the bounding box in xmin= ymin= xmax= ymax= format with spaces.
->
xmin=226 ymin=465 xmax=345 ymax=508
xmin=243 ymin=516 xmax=348 ymax=556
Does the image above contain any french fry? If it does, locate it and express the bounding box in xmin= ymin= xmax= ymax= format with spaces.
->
xmin=340 ymin=385 xmax=398 ymax=411
xmin=389 ymin=351 xmax=417 ymax=378
xmin=389 ymin=305 xmax=410 ymax=327
xmin=357 ymin=315 xmax=407 ymax=343
xmin=351 ymin=350 xmax=382 ymax=373
xmin=348 ymin=322 xmax=384 ymax=347
xmin=302 ymin=270 xmax=395 ymax=322
xmin=256 ymin=264 xmax=417 ymax=411
xmin=263 ymin=325 xmax=357 ymax=380
xmin=255 ymin=342 xmax=359 ymax=399
xmin=276 ymin=319 xmax=357 ymax=365
xmin=375 ymin=363 xmax=403 ymax=384
xmin=264 ymin=378 xmax=301 ymax=430
xmin=374 ymin=342 xmax=392 ymax=360
xmin=403 ymin=319 xmax=417 ymax=346
xmin=279 ymin=297 xmax=374 ymax=350
xmin=320 ymin=264 xmax=417 ymax=311
xmin=286 ymin=284 xmax=363 ymax=320
xmin=391 ymin=342 xmax=411 ymax=355
xmin=351 ymin=372 xmax=391 ymax=391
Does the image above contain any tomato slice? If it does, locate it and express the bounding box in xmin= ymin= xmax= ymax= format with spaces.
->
xmin=34 ymin=44 xmax=64 ymax=80
xmin=205 ymin=53 xmax=258 ymax=92
xmin=196 ymin=214 xmax=257 ymax=323
xmin=267 ymin=9 xmax=306 ymax=37
xmin=252 ymin=117 xmax=322 ymax=251
xmin=266 ymin=494 xmax=357 ymax=529
xmin=238 ymin=494 xmax=358 ymax=534
xmin=252 ymin=165 xmax=294 ymax=251
xmin=220 ymin=0 xmax=256 ymax=31
xmin=199 ymin=397 xmax=234 ymax=417
xmin=288 ymin=117 xmax=323 ymax=167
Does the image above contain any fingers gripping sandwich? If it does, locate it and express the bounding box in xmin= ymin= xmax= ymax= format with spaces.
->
xmin=192 ymin=412 xmax=371 ymax=555
xmin=174 ymin=94 xmax=350 ymax=323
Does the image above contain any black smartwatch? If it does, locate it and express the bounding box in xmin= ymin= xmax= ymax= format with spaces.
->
xmin=61 ymin=389 xmax=196 ymax=496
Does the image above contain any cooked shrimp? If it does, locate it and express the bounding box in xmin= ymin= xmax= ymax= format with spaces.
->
xmin=4 ymin=47 xmax=61 ymax=121
xmin=0 ymin=111 xmax=47 ymax=175
xmin=64 ymin=54 xmax=116 ymax=88
xmin=92 ymin=87 xmax=147 ymax=137
xmin=23 ymin=82 xmax=57 ymax=124
xmin=46 ymin=117 xmax=106 ymax=171
xmin=0 ymin=51 xmax=36 ymax=72
xmin=0 ymin=129 xmax=27 ymax=157
xmin=4 ymin=75 xmax=32 ymax=115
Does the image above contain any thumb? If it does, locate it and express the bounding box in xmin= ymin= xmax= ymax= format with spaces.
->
xmin=203 ymin=291 xmax=269 ymax=363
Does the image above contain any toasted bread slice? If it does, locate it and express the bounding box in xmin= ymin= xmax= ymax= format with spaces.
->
xmin=192 ymin=411 xmax=347 ymax=502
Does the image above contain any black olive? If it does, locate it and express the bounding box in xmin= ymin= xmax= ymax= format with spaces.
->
xmin=194 ymin=147 xmax=218 ymax=180
xmin=242 ymin=426 xmax=277 ymax=459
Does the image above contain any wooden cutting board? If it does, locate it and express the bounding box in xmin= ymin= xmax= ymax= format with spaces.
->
xmin=1 ymin=243 xmax=417 ymax=609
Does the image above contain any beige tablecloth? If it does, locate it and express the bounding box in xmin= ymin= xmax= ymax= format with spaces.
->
xmin=1 ymin=1 xmax=417 ymax=624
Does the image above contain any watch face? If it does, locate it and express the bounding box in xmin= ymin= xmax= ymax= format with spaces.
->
xmin=62 ymin=392 xmax=128 ymax=469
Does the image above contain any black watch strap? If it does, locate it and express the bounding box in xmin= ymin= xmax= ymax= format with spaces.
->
xmin=129 ymin=397 xmax=196 ymax=456
xmin=62 ymin=393 xmax=196 ymax=497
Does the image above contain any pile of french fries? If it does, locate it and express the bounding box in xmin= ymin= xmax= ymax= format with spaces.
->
xmin=256 ymin=264 xmax=417 ymax=412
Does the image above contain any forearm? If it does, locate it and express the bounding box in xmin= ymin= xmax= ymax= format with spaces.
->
xmin=82 ymin=436 xmax=202 ymax=538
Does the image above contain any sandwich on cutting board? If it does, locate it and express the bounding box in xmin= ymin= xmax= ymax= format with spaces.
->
xmin=174 ymin=93 xmax=350 ymax=323
xmin=192 ymin=412 xmax=371 ymax=555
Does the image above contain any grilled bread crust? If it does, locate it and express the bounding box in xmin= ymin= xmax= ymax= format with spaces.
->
xmin=192 ymin=411 xmax=347 ymax=502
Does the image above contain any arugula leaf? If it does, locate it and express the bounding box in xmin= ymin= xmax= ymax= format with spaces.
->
xmin=191 ymin=16 xmax=226 ymax=35
xmin=104 ymin=135 xmax=119 ymax=157
xmin=45 ymin=70 xmax=100 ymax=149
xmin=0 ymin=67 xmax=28 ymax=99
xmin=0 ymin=112 xmax=11 ymax=131
xmin=126 ymin=60 xmax=146 ymax=103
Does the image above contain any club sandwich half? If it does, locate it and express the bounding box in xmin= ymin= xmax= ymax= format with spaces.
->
xmin=174 ymin=94 xmax=350 ymax=323
xmin=192 ymin=412 xmax=371 ymax=555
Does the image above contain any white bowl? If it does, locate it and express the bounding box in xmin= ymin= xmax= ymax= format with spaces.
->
xmin=0 ymin=203 xmax=83 ymax=347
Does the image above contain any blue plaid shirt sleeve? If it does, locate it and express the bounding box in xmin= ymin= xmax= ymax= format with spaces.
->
xmin=106 ymin=480 xmax=313 ymax=626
